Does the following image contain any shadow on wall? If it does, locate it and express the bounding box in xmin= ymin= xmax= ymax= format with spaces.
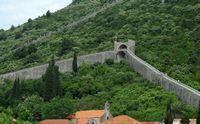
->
xmin=117 ymin=51 xmax=126 ymax=58
xmin=118 ymin=44 xmax=127 ymax=49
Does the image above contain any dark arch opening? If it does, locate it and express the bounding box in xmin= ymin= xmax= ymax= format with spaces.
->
xmin=117 ymin=51 xmax=126 ymax=58
xmin=118 ymin=44 xmax=127 ymax=49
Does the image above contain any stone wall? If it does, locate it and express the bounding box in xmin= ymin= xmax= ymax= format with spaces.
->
xmin=125 ymin=50 xmax=200 ymax=107
xmin=0 ymin=51 xmax=114 ymax=80
xmin=1 ymin=46 xmax=200 ymax=107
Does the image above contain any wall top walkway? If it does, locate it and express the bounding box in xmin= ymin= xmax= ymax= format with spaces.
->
xmin=126 ymin=49 xmax=200 ymax=97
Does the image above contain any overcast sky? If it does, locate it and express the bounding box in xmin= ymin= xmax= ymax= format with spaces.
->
xmin=0 ymin=0 xmax=72 ymax=30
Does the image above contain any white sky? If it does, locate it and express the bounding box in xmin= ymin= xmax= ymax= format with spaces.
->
xmin=0 ymin=0 xmax=72 ymax=30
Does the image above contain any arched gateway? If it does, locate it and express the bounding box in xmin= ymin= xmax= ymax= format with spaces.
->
xmin=114 ymin=40 xmax=135 ymax=62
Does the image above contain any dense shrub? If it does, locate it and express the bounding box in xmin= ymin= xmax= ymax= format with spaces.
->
xmin=15 ymin=95 xmax=43 ymax=121
xmin=13 ymin=45 xmax=37 ymax=59
xmin=0 ymin=32 xmax=7 ymax=41
xmin=42 ymin=97 xmax=74 ymax=119
xmin=0 ymin=63 xmax=197 ymax=122
xmin=59 ymin=37 xmax=75 ymax=55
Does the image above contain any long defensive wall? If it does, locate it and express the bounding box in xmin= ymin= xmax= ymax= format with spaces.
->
xmin=0 ymin=40 xmax=200 ymax=107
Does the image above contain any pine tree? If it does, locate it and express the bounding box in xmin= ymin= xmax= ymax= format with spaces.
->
xmin=164 ymin=103 xmax=174 ymax=124
xmin=197 ymin=101 xmax=200 ymax=124
xmin=9 ymin=78 xmax=20 ymax=104
xmin=72 ymin=51 xmax=78 ymax=73
xmin=42 ymin=56 xmax=60 ymax=101
xmin=46 ymin=10 xmax=51 ymax=17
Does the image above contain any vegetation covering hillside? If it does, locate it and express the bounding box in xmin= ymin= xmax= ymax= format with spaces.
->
xmin=0 ymin=0 xmax=107 ymax=73
xmin=0 ymin=61 xmax=197 ymax=123
xmin=0 ymin=0 xmax=199 ymax=91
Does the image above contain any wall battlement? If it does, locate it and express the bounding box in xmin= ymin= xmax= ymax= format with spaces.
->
xmin=1 ymin=40 xmax=200 ymax=107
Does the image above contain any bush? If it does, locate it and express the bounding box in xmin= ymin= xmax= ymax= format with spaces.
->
xmin=59 ymin=37 xmax=75 ymax=55
xmin=15 ymin=95 xmax=43 ymax=121
xmin=42 ymin=97 xmax=74 ymax=119
xmin=23 ymin=53 xmax=41 ymax=65
xmin=13 ymin=45 xmax=37 ymax=59
xmin=0 ymin=113 xmax=12 ymax=123
xmin=113 ymin=72 xmax=134 ymax=85
xmin=105 ymin=59 xmax=114 ymax=65
xmin=0 ymin=32 xmax=7 ymax=41
xmin=15 ymin=30 xmax=22 ymax=39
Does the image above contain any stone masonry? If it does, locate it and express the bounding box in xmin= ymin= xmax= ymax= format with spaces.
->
xmin=114 ymin=40 xmax=200 ymax=107
xmin=0 ymin=40 xmax=200 ymax=107
xmin=0 ymin=51 xmax=114 ymax=80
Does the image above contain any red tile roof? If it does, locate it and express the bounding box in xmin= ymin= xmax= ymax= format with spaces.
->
xmin=102 ymin=115 xmax=142 ymax=124
xmin=40 ymin=119 xmax=75 ymax=124
xmin=142 ymin=122 xmax=158 ymax=124
xmin=69 ymin=110 xmax=105 ymax=124
xmin=75 ymin=110 xmax=105 ymax=118
xmin=67 ymin=114 xmax=76 ymax=119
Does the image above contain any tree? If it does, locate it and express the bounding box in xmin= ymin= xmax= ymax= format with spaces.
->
xmin=14 ymin=44 xmax=37 ymax=60
xmin=0 ymin=113 xmax=13 ymax=124
xmin=59 ymin=37 xmax=74 ymax=55
xmin=15 ymin=95 xmax=43 ymax=121
xmin=72 ymin=51 xmax=78 ymax=73
xmin=27 ymin=44 xmax=37 ymax=54
xmin=42 ymin=56 xmax=61 ymax=101
xmin=72 ymin=0 xmax=82 ymax=4
xmin=0 ymin=31 xmax=7 ymax=41
xmin=164 ymin=102 xmax=174 ymax=124
xmin=9 ymin=78 xmax=21 ymax=104
xmin=23 ymin=53 xmax=41 ymax=65
xmin=42 ymin=97 xmax=74 ymax=119
xmin=46 ymin=10 xmax=51 ymax=17
xmin=28 ymin=18 xmax=32 ymax=23
xmin=197 ymin=101 xmax=200 ymax=124
xmin=14 ymin=47 xmax=27 ymax=59
xmin=10 ymin=25 xmax=15 ymax=30
xmin=15 ymin=30 xmax=22 ymax=39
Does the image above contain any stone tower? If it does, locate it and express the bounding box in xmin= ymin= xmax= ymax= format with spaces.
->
xmin=104 ymin=101 xmax=110 ymax=119
xmin=114 ymin=39 xmax=135 ymax=62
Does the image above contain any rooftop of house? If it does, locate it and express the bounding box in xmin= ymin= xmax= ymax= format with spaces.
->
xmin=142 ymin=122 xmax=159 ymax=124
xmin=40 ymin=119 xmax=74 ymax=124
xmin=67 ymin=110 xmax=106 ymax=124
xmin=102 ymin=115 xmax=143 ymax=124
xmin=67 ymin=110 xmax=105 ymax=119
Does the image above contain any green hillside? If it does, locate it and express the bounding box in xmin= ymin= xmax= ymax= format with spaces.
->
xmin=1 ymin=0 xmax=200 ymax=123
xmin=0 ymin=62 xmax=196 ymax=123
xmin=0 ymin=0 xmax=199 ymax=91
